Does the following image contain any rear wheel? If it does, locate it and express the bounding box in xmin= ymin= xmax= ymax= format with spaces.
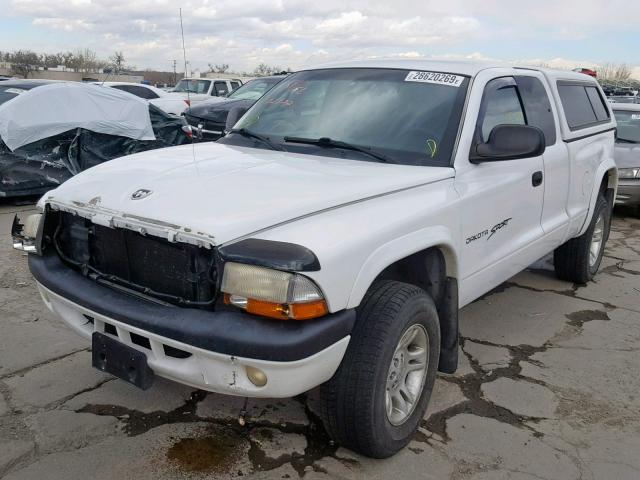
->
xmin=554 ymin=194 xmax=611 ymax=283
xmin=318 ymin=280 xmax=440 ymax=458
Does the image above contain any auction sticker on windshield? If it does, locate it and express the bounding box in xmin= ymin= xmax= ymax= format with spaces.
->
xmin=405 ymin=71 xmax=464 ymax=87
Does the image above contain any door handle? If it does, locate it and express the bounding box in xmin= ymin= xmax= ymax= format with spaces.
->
xmin=532 ymin=171 xmax=543 ymax=187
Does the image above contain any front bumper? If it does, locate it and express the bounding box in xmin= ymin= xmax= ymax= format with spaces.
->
xmin=184 ymin=114 xmax=224 ymax=141
xmin=615 ymin=180 xmax=640 ymax=206
xmin=29 ymin=252 xmax=355 ymax=397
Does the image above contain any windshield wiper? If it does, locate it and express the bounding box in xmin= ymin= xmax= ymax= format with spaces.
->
xmin=284 ymin=136 xmax=392 ymax=164
xmin=616 ymin=137 xmax=639 ymax=144
xmin=229 ymin=128 xmax=283 ymax=151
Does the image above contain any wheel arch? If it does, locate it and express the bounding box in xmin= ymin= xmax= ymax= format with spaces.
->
xmin=579 ymin=162 xmax=618 ymax=236
xmin=347 ymin=233 xmax=460 ymax=374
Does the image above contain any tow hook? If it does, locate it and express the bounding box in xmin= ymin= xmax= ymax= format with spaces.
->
xmin=238 ymin=397 xmax=249 ymax=426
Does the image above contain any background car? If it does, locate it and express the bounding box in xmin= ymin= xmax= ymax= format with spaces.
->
xmin=184 ymin=75 xmax=285 ymax=140
xmin=611 ymin=103 xmax=640 ymax=215
xmin=96 ymin=81 xmax=191 ymax=116
xmin=0 ymin=82 xmax=192 ymax=197
xmin=607 ymin=95 xmax=640 ymax=104
xmin=0 ymin=79 xmax=60 ymax=106
xmin=170 ymin=77 xmax=243 ymax=105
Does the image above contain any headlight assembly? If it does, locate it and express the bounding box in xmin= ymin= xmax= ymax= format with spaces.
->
xmin=221 ymin=262 xmax=328 ymax=320
xmin=618 ymin=168 xmax=639 ymax=179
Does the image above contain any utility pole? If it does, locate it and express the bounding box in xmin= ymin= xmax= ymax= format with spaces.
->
xmin=172 ymin=59 xmax=177 ymax=86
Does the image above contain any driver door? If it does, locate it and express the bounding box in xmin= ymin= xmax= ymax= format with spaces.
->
xmin=456 ymin=77 xmax=545 ymax=293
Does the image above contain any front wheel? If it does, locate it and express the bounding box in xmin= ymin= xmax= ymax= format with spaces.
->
xmin=554 ymin=194 xmax=611 ymax=283
xmin=318 ymin=280 xmax=441 ymax=458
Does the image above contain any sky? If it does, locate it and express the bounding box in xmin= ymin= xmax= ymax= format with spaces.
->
xmin=0 ymin=0 xmax=639 ymax=78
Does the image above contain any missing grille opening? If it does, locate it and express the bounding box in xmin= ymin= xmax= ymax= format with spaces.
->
xmin=130 ymin=332 xmax=151 ymax=350
xmin=104 ymin=323 xmax=117 ymax=336
xmin=164 ymin=344 xmax=192 ymax=359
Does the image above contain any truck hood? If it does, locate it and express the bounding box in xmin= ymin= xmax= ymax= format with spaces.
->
xmin=45 ymin=143 xmax=454 ymax=245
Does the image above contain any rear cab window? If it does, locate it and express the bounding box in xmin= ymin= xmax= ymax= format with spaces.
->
xmin=557 ymin=82 xmax=610 ymax=131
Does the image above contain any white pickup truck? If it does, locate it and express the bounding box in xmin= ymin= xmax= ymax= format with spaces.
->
xmin=13 ymin=60 xmax=617 ymax=458
xmin=170 ymin=77 xmax=243 ymax=105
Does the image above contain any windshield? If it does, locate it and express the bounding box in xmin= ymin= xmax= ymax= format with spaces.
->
xmin=229 ymin=78 xmax=281 ymax=101
xmin=225 ymin=68 xmax=469 ymax=166
xmin=0 ymin=86 xmax=27 ymax=106
xmin=613 ymin=110 xmax=640 ymax=143
xmin=173 ymin=79 xmax=211 ymax=94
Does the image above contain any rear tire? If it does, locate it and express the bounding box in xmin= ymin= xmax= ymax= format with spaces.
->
xmin=318 ymin=280 xmax=440 ymax=458
xmin=554 ymin=194 xmax=611 ymax=283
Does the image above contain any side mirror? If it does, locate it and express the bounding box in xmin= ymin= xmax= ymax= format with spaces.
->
xmin=225 ymin=106 xmax=249 ymax=133
xmin=470 ymin=124 xmax=545 ymax=163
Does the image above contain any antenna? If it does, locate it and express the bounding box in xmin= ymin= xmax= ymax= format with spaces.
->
xmin=179 ymin=8 xmax=198 ymax=169
xmin=100 ymin=63 xmax=115 ymax=86
xmin=179 ymin=8 xmax=191 ymax=106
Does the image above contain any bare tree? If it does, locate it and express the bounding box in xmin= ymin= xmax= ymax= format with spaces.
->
xmin=110 ymin=51 xmax=126 ymax=74
xmin=8 ymin=50 xmax=40 ymax=78
xmin=208 ymin=63 xmax=229 ymax=74
xmin=41 ymin=53 xmax=63 ymax=69
xmin=253 ymin=63 xmax=285 ymax=76
xmin=599 ymin=63 xmax=632 ymax=81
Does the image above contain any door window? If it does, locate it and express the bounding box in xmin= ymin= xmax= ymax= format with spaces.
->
xmin=113 ymin=85 xmax=160 ymax=100
xmin=516 ymin=76 xmax=557 ymax=146
xmin=213 ymin=81 xmax=228 ymax=96
xmin=475 ymin=77 xmax=526 ymax=143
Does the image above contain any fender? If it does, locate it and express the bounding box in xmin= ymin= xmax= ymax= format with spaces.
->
xmin=346 ymin=225 xmax=459 ymax=309
xmin=578 ymin=159 xmax=618 ymax=236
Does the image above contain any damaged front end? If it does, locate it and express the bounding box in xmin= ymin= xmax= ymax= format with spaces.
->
xmin=20 ymin=205 xmax=219 ymax=309
xmin=11 ymin=211 xmax=43 ymax=253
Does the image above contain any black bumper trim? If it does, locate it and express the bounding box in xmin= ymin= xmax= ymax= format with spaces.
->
xmin=29 ymin=252 xmax=355 ymax=362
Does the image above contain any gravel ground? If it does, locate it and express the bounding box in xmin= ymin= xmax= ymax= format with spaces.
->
xmin=1 ymin=201 xmax=639 ymax=480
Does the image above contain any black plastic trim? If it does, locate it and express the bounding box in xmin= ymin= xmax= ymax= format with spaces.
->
xmin=563 ymin=127 xmax=616 ymax=143
xmin=437 ymin=277 xmax=459 ymax=374
xmin=219 ymin=238 xmax=321 ymax=272
xmin=29 ymin=252 xmax=354 ymax=362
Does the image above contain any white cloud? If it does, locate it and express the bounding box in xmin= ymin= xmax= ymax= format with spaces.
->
xmin=32 ymin=17 xmax=94 ymax=31
xmin=2 ymin=0 xmax=638 ymax=77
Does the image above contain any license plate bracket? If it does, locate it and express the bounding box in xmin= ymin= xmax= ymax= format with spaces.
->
xmin=92 ymin=332 xmax=155 ymax=390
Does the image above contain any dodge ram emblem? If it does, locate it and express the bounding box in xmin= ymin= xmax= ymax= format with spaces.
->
xmin=131 ymin=189 xmax=153 ymax=200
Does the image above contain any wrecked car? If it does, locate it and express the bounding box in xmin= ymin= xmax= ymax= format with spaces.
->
xmin=15 ymin=60 xmax=617 ymax=458
xmin=0 ymin=79 xmax=60 ymax=106
xmin=0 ymin=82 xmax=192 ymax=197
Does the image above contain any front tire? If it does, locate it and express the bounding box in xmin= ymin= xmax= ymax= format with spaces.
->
xmin=319 ymin=281 xmax=440 ymax=458
xmin=554 ymin=194 xmax=611 ymax=283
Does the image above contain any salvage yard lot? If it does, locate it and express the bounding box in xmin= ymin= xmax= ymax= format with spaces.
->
xmin=1 ymin=202 xmax=639 ymax=480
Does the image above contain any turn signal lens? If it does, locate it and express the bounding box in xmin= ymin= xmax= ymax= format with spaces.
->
xmin=289 ymin=300 xmax=329 ymax=320
xmin=224 ymin=293 xmax=328 ymax=321
xmin=221 ymin=262 xmax=328 ymax=320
